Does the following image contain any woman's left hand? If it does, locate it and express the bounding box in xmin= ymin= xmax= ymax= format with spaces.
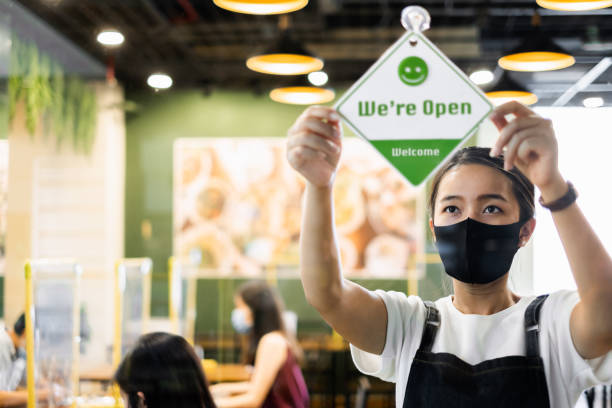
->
xmin=489 ymin=101 xmax=567 ymax=201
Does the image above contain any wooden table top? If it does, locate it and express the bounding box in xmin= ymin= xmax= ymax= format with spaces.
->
xmin=80 ymin=363 xmax=251 ymax=383
xmin=203 ymin=363 xmax=252 ymax=383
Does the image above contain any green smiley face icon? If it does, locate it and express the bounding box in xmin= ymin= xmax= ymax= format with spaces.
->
xmin=398 ymin=56 xmax=428 ymax=86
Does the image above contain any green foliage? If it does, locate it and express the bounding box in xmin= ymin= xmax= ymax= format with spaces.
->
xmin=8 ymin=34 xmax=97 ymax=153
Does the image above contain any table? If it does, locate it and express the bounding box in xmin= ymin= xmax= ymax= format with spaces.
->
xmin=203 ymin=363 xmax=252 ymax=383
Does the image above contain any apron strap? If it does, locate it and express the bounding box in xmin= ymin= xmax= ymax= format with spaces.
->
xmin=524 ymin=294 xmax=549 ymax=358
xmin=418 ymin=300 xmax=440 ymax=352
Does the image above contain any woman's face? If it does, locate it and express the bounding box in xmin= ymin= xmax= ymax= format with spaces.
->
xmin=432 ymin=164 xmax=520 ymax=227
xmin=234 ymin=295 xmax=254 ymax=326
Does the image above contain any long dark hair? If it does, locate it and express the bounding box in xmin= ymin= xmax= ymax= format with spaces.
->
xmin=237 ymin=281 xmax=302 ymax=365
xmin=428 ymin=146 xmax=534 ymax=222
xmin=114 ymin=332 xmax=216 ymax=408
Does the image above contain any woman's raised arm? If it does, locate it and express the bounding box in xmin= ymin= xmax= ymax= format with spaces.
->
xmin=287 ymin=106 xmax=388 ymax=355
xmin=490 ymin=101 xmax=612 ymax=359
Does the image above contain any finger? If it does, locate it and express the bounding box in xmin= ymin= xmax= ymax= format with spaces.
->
xmin=489 ymin=113 xmax=508 ymax=132
xmin=489 ymin=101 xmax=536 ymax=135
xmin=287 ymin=131 xmax=340 ymax=158
xmin=503 ymin=130 xmax=536 ymax=171
xmin=294 ymin=117 xmax=341 ymax=143
xmin=298 ymin=106 xmax=341 ymax=124
xmin=491 ymin=116 xmax=542 ymax=157
xmin=515 ymin=137 xmax=544 ymax=169
xmin=491 ymin=100 xmax=536 ymax=119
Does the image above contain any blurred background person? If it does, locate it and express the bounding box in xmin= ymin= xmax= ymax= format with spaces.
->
xmin=211 ymin=281 xmax=309 ymax=408
xmin=0 ymin=313 xmax=27 ymax=406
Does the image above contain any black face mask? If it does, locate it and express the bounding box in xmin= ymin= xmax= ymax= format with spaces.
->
xmin=433 ymin=218 xmax=524 ymax=284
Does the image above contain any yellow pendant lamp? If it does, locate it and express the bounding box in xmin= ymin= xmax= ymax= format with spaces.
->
xmin=270 ymin=86 xmax=335 ymax=104
xmin=270 ymin=75 xmax=335 ymax=105
xmin=498 ymin=14 xmax=574 ymax=72
xmin=486 ymin=73 xmax=538 ymax=106
xmin=247 ymin=16 xmax=323 ymax=75
xmin=213 ymin=0 xmax=308 ymax=15
xmin=536 ymin=0 xmax=612 ymax=11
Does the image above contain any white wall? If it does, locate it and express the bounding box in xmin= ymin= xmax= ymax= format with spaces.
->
xmin=532 ymin=107 xmax=612 ymax=294
xmin=5 ymin=82 xmax=125 ymax=371
xmin=478 ymin=107 xmax=612 ymax=295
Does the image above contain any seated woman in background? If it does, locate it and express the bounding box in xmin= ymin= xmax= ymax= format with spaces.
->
xmin=115 ymin=332 xmax=216 ymax=408
xmin=211 ymin=281 xmax=309 ymax=408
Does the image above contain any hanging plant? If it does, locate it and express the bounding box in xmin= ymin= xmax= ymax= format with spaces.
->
xmin=8 ymin=34 xmax=97 ymax=154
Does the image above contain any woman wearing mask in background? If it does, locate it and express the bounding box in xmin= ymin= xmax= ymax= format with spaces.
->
xmin=211 ymin=281 xmax=309 ymax=408
xmin=114 ymin=332 xmax=216 ymax=408
xmin=286 ymin=101 xmax=612 ymax=407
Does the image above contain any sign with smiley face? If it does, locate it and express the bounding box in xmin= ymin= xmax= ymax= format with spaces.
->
xmin=335 ymin=31 xmax=493 ymax=187
xmin=398 ymin=56 xmax=429 ymax=86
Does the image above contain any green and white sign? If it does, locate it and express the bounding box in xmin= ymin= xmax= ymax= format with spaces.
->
xmin=335 ymin=31 xmax=493 ymax=187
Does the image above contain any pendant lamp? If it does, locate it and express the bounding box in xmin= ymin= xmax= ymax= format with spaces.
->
xmin=212 ymin=0 xmax=308 ymax=15
xmin=485 ymin=73 xmax=538 ymax=106
xmin=269 ymin=76 xmax=335 ymax=105
xmin=536 ymin=0 xmax=612 ymax=11
xmin=247 ymin=16 xmax=323 ymax=75
xmin=498 ymin=14 xmax=574 ymax=72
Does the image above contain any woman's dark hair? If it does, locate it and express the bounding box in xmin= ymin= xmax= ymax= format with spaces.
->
xmin=14 ymin=313 xmax=25 ymax=337
xmin=236 ymin=281 xmax=302 ymax=365
xmin=114 ymin=332 xmax=216 ymax=408
xmin=428 ymin=147 xmax=534 ymax=222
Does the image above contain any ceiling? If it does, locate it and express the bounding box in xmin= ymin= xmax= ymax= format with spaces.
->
xmin=14 ymin=0 xmax=612 ymax=106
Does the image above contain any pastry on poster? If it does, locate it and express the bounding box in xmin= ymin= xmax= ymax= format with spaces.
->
xmin=364 ymin=234 xmax=411 ymax=278
xmin=261 ymin=189 xmax=302 ymax=240
xmin=333 ymin=171 xmax=366 ymax=235
xmin=340 ymin=141 xmax=388 ymax=176
xmin=273 ymin=239 xmax=300 ymax=268
xmin=367 ymin=171 xmax=417 ymax=237
xmin=177 ymin=224 xmax=237 ymax=274
xmin=213 ymin=140 xmax=276 ymax=193
xmin=180 ymin=149 xmax=212 ymax=187
xmin=367 ymin=194 xmax=417 ymax=238
xmin=193 ymin=178 xmax=233 ymax=223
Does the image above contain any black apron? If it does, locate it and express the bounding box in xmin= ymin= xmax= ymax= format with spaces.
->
xmin=402 ymin=294 xmax=551 ymax=408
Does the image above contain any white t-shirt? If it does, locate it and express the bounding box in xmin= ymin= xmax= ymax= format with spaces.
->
xmin=350 ymin=290 xmax=612 ymax=408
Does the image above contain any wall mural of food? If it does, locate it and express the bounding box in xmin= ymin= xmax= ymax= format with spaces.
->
xmin=174 ymin=138 xmax=424 ymax=278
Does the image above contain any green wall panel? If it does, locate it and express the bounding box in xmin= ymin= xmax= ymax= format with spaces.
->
xmin=125 ymin=89 xmax=452 ymax=324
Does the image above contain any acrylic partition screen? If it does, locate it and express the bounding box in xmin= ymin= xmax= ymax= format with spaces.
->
xmin=173 ymin=138 xmax=425 ymax=279
xmin=117 ymin=259 xmax=152 ymax=361
xmin=169 ymin=259 xmax=197 ymax=343
xmin=28 ymin=261 xmax=80 ymax=408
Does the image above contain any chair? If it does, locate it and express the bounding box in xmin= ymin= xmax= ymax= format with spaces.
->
xmin=354 ymin=376 xmax=371 ymax=408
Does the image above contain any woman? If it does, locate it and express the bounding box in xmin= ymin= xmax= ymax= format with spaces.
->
xmin=114 ymin=332 xmax=216 ymax=408
xmin=211 ymin=281 xmax=309 ymax=408
xmin=286 ymin=101 xmax=612 ymax=407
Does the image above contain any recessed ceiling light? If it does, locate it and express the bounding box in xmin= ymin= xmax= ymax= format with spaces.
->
xmin=583 ymin=97 xmax=604 ymax=108
xmin=97 ymin=30 xmax=124 ymax=46
xmin=469 ymin=70 xmax=494 ymax=85
xmin=308 ymin=71 xmax=329 ymax=86
xmin=147 ymin=73 xmax=173 ymax=90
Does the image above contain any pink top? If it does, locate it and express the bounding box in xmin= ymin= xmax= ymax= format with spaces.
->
xmin=262 ymin=348 xmax=309 ymax=408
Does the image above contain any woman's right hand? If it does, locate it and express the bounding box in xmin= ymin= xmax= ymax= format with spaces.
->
xmin=287 ymin=106 xmax=343 ymax=188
